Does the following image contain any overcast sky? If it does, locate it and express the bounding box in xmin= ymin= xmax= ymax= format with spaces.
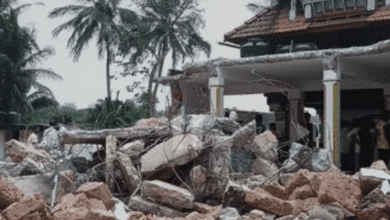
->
xmin=16 ymin=0 xmax=273 ymax=112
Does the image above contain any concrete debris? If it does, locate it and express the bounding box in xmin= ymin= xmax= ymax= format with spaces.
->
xmin=3 ymin=114 xmax=390 ymax=220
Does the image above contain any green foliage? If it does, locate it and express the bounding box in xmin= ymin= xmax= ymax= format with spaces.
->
xmin=84 ymin=96 xmax=149 ymax=129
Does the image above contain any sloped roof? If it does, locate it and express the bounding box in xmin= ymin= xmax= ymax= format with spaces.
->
xmin=225 ymin=2 xmax=390 ymax=44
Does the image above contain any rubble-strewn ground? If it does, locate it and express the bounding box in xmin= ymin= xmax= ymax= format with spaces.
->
xmin=1 ymin=115 xmax=390 ymax=220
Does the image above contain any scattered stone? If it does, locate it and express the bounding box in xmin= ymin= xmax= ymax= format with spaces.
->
xmin=230 ymin=121 xmax=256 ymax=146
xmin=193 ymin=202 xmax=213 ymax=214
xmin=6 ymin=170 xmax=74 ymax=205
xmin=1 ymin=194 xmax=51 ymax=220
xmin=53 ymin=207 xmax=89 ymax=220
xmin=222 ymin=181 xmax=251 ymax=215
xmin=260 ymin=184 xmax=286 ymax=200
xmin=293 ymin=197 xmax=320 ymax=214
xmin=140 ymin=134 xmax=203 ymax=175
xmin=186 ymin=114 xmax=216 ymax=138
xmin=215 ymin=117 xmax=241 ymax=134
xmin=128 ymin=196 xmax=188 ymax=218
xmin=52 ymin=193 xmax=89 ymax=213
xmin=77 ymin=182 xmax=113 ymax=210
xmin=309 ymin=148 xmax=331 ymax=172
xmin=185 ymin=211 xmax=215 ymax=220
xmin=217 ymin=207 xmax=240 ymax=220
xmin=284 ymin=169 xmax=316 ymax=198
xmin=252 ymin=157 xmax=278 ymax=178
xmin=111 ymin=198 xmax=129 ymax=220
xmin=190 ymin=165 xmax=207 ymax=195
xmin=317 ymin=170 xmax=361 ymax=214
xmin=116 ymin=152 xmax=140 ymax=194
xmin=0 ymin=178 xmax=23 ymax=210
xmin=141 ymin=180 xmax=194 ymax=210
xmin=313 ymin=203 xmax=345 ymax=220
xmin=279 ymin=172 xmax=295 ymax=186
xmin=243 ymin=209 xmax=265 ymax=220
xmin=371 ymin=160 xmax=389 ymax=173
xmin=245 ymin=187 xmax=294 ymax=216
xmin=359 ymin=168 xmax=390 ymax=196
xmin=88 ymin=198 xmax=107 ymax=211
xmin=134 ymin=118 xmax=161 ymax=127
xmin=288 ymin=184 xmax=316 ymax=200
xmin=84 ymin=209 xmax=115 ymax=220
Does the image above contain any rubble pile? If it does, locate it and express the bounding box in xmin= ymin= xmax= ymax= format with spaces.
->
xmin=1 ymin=114 xmax=390 ymax=220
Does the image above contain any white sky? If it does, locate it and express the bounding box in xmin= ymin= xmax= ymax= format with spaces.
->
xmin=16 ymin=0 xmax=280 ymax=113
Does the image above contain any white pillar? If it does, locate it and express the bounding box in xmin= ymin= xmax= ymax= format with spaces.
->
xmin=322 ymin=57 xmax=341 ymax=167
xmin=288 ymin=90 xmax=301 ymax=142
xmin=209 ymin=70 xmax=225 ymax=117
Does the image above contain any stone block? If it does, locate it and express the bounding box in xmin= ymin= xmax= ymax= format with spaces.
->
xmin=250 ymin=130 xmax=278 ymax=161
xmin=5 ymin=171 xmax=74 ymax=205
xmin=245 ymin=187 xmax=293 ymax=216
xmin=88 ymin=198 xmax=107 ymax=211
xmin=53 ymin=207 xmax=89 ymax=220
xmin=119 ymin=140 xmax=144 ymax=156
xmin=0 ymin=178 xmax=23 ymax=210
xmin=260 ymin=185 xmax=286 ymax=200
xmin=371 ymin=160 xmax=389 ymax=173
xmin=116 ymin=153 xmax=140 ymax=194
xmin=77 ymin=182 xmax=113 ymax=210
xmin=288 ymin=184 xmax=316 ymax=200
xmin=1 ymin=194 xmax=47 ymax=220
xmin=284 ymin=169 xmax=316 ymax=198
xmin=141 ymin=180 xmax=194 ymax=210
xmin=185 ymin=211 xmax=214 ymax=220
xmin=128 ymin=196 xmax=188 ymax=218
xmin=217 ymin=207 xmax=240 ymax=220
xmin=252 ymin=157 xmax=278 ymax=178
xmin=84 ymin=210 xmax=115 ymax=220
xmin=193 ymin=202 xmax=213 ymax=214
xmin=317 ymin=170 xmax=361 ymax=214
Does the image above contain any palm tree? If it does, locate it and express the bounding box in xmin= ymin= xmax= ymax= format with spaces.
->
xmin=0 ymin=2 xmax=62 ymax=114
xmin=49 ymin=0 xmax=137 ymax=102
xmin=120 ymin=0 xmax=211 ymax=117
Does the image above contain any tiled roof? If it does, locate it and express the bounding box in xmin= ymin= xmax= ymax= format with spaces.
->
xmin=225 ymin=3 xmax=390 ymax=44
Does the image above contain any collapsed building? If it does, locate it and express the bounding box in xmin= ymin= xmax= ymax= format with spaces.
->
xmin=3 ymin=0 xmax=390 ymax=219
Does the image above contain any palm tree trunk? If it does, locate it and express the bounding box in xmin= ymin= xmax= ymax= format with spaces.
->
xmin=147 ymin=61 xmax=159 ymax=118
xmin=151 ymin=53 xmax=166 ymax=117
xmin=106 ymin=39 xmax=111 ymax=102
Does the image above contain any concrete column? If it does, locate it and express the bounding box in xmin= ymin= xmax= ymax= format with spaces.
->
xmin=383 ymin=86 xmax=390 ymax=111
xmin=209 ymin=69 xmax=225 ymax=117
xmin=322 ymin=57 xmax=341 ymax=167
xmin=288 ymin=90 xmax=301 ymax=142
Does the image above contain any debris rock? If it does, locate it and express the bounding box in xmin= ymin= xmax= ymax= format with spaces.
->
xmin=215 ymin=117 xmax=241 ymax=134
xmin=134 ymin=118 xmax=161 ymax=127
xmin=242 ymin=209 xmax=265 ymax=220
xmin=293 ymin=197 xmax=320 ymax=214
xmin=52 ymin=193 xmax=89 ymax=213
xmin=279 ymin=173 xmax=295 ymax=186
xmin=222 ymin=181 xmax=251 ymax=215
xmin=53 ymin=207 xmax=89 ymax=220
xmin=127 ymin=211 xmax=145 ymax=220
xmin=185 ymin=211 xmax=215 ymax=220
xmin=284 ymin=169 xmax=316 ymax=198
xmin=1 ymin=194 xmax=51 ymax=220
xmin=4 ymin=140 xmax=31 ymax=162
xmin=190 ymin=165 xmax=208 ymax=197
xmin=275 ymin=212 xmax=309 ymax=220
xmin=371 ymin=160 xmax=389 ymax=173
xmin=116 ymin=153 xmax=140 ymax=194
xmin=128 ymin=196 xmax=188 ymax=218
xmin=77 ymin=182 xmax=113 ymax=210
xmin=310 ymin=203 xmax=345 ymax=220
xmin=141 ymin=180 xmax=194 ymax=210
xmin=111 ymin=198 xmax=129 ymax=220
xmin=8 ymin=158 xmax=46 ymax=177
xmin=209 ymin=136 xmax=231 ymax=178
xmin=317 ymin=170 xmax=361 ymax=214
xmin=358 ymin=180 xmax=390 ymax=220
xmin=118 ymin=140 xmax=144 ymax=156
xmin=88 ymin=198 xmax=107 ymax=211
xmin=193 ymin=202 xmax=213 ymax=214
xmin=140 ymin=134 xmax=203 ymax=175
xmin=230 ymin=121 xmax=256 ymax=146
xmin=6 ymin=170 xmax=74 ymax=205
xmin=84 ymin=209 xmax=115 ymax=220
xmin=250 ymin=130 xmax=278 ymax=162
xmin=309 ymin=148 xmax=331 ymax=172
xmin=260 ymin=185 xmax=286 ymax=200
xmin=359 ymin=168 xmax=390 ymax=196
xmin=288 ymin=184 xmax=316 ymax=200
xmin=216 ymin=207 xmax=240 ymax=220
xmin=186 ymin=114 xmax=216 ymax=138
xmin=245 ymin=187 xmax=294 ymax=216
xmin=252 ymin=157 xmax=278 ymax=178
xmin=0 ymin=178 xmax=23 ymax=210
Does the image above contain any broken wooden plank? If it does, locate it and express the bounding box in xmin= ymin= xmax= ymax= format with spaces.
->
xmin=60 ymin=126 xmax=171 ymax=145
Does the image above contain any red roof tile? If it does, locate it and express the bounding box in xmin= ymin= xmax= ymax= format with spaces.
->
xmin=224 ymin=4 xmax=390 ymax=44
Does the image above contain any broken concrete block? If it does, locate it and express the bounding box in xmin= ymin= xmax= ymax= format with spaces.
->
xmin=52 ymin=193 xmax=89 ymax=213
xmin=118 ymin=140 xmax=144 ymax=156
xmin=193 ymin=202 xmax=213 ymax=214
xmin=209 ymin=136 xmax=232 ymax=178
xmin=288 ymin=184 xmax=316 ymax=200
xmin=215 ymin=117 xmax=241 ymax=134
xmin=53 ymin=207 xmax=89 ymax=220
xmin=230 ymin=121 xmax=256 ymax=146
xmin=276 ymin=212 xmax=310 ymax=220
xmin=134 ymin=118 xmax=161 ymax=127
xmin=293 ymin=197 xmax=320 ymax=214
xmin=308 ymin=203 xmax=345 ymax=220
xmin=84 ymin=209 xmax=115 ymax=220
xmin=116 ymin=153 xmax=140 ymax=194
xmin=217 ymin=207 xmax=240 ymax=220
xmin=222 ymin=181 xmax=251 ymax=215
xmin=88 ymin=198 xmax=107 ymax=211
xmin=318 ymin=170 xmax=361 ymax=214
xmin=309 ymin=148 xmax=331 ymax=172
xmin=112 ymin=199 xmax=129 ymax=220
xmin=359 ymin=168 xmax=390 ymax=196
xmin=77 ymin=182 xmax=113 ymax=210
xmin=8 ymin=158 xmax=45 ymax=177
xmin=244 ymin=209 xmax=266 ymax=220
xmin=252 ymin=156 xmax=278 ymax=178
xmin=250 ymin=130 xmax=279 ymax=162
xmin=370 ymin=160 xmax=389 ymax=173
xmin=186 ymin=114 xmax=216 ymax=138
xmin=284 ymin=169 xmax=316 ymax=198
xmin=279 ymin=172 xmax=295 ymax=186
xmin=190 ymin=165 xmax=207 ymax=196
xmin=5 ymin=140 xmax=33 ymax=162
xmin=1 ymin=194 xmax=50 ymax=220
xmin=140 ymin=134 xmax=203 ymax=175
xmin=141 ymin=180 xmax=194 ymax=210
xmin=128 ymin=196 xmax=188 ymax=218
xmin=260 ymin=185 xmax=286 ymax=200
xmin=357 ymin=207 xmax=390 ymax=220
xmin=185 ymin=211 xmax=215 ymax=220
xmin=6 ymin=170 xmax=74 ymax=205
xmin=245 ymin=187 xmax=294 ymax=216
xmin=0 ymin=178 xmax=23 ymax=210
